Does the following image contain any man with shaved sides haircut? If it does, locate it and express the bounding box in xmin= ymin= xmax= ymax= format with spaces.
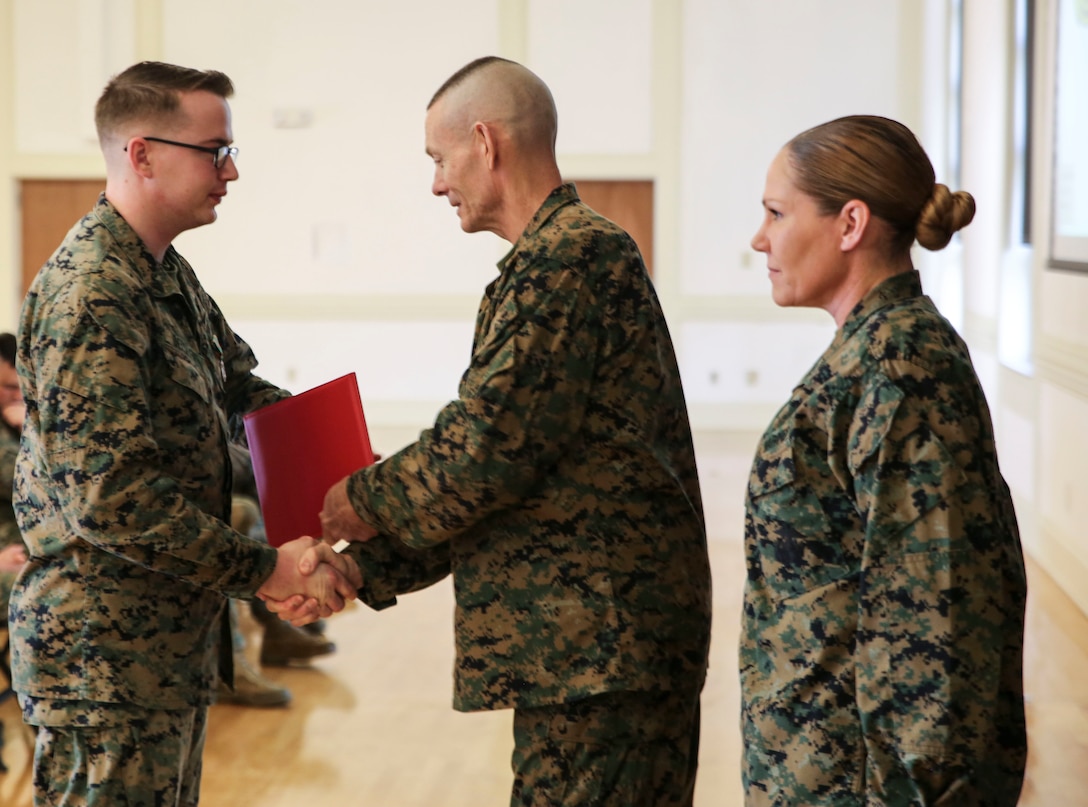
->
xmin=11 ymin=61 xmax=360 ymax=806
xmin=290 ymin=56 xmax=712 ymax=805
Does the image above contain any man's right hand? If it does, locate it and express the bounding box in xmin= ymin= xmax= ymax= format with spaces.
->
xmin=256 ymin=536 xmax=362 ymax=617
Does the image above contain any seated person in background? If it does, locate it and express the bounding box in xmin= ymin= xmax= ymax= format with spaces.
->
xmin=0 ymin=332 xmax=27 ymax=771
xmin=0 ymin=331 xmax=27 ymax=623
xmin=0 ymin=332 xmax=26 ymax=604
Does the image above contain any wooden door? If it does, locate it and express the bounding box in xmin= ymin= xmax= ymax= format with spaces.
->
xmin=571 ymin=179 xmax=654 ymax=276
xmin=20 ymin=179 xmax=105 ymax=297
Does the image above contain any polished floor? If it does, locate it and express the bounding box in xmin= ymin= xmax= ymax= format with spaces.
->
xmin=1 ymin=431 xmax=1086 ymax=806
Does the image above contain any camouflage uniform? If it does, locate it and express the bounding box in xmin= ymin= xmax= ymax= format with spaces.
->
xmin=346 ymin=184 xmax=712 ymax=800
xmin=742 ymin=271 xmax=1027 ymax=805
xmin=11 ymin=195 xmax=284 ymax=801
xmin=0 ymin=422 xmax=19 ymax=544
xmin=510 ymin=687 xmax=701 ymax=806
xmin=0 ymin=421 xmax=21 ymax=621
xmin=31 ymin=706 xmax=206 ymax=806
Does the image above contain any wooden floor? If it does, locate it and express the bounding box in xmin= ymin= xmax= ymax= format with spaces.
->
xmin=2 ymin=431 xmax=1087 ymax=806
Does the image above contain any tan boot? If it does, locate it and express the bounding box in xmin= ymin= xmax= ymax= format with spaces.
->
xmin=251 ymin=598 xmax=336 ymax=666
xmin=217 ymin=651 xmax=291 ymax=708
xmin=259 ymin=617 xmax=336 ymax=666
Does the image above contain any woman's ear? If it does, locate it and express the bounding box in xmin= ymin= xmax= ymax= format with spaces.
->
xmin=839 ymin=199 xmax=870 ymax=252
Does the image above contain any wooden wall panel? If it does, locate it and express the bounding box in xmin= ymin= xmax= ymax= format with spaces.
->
xmin=572 ymin=179 xmax=654 ymax=276
xmin=20 ymin=179 xmax=105 ymax=298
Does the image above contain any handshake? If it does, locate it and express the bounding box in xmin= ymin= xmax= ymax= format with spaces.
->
xmin=255 ymin=475 xmax=380 ymax=625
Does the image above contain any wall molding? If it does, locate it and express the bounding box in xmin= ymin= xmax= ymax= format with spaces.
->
xmin=673 ymin=295 xmax=829 ymax=323
xmin=1035 ymin=333 xmax=1088 ymax=398
xmin=217 ymin=290 xmax=836 ymax=326
xmin=1036 ymin=514 xmax=1088 ymax=619
xmin=217 ymin=293 xmax=482 ymax=322
xmin=687 ymin=400 xmax=779 ymax=433
xmin=12 ymin=153 xmax=105 ymax=178
xmin=557 ymin=154 xmax=657 ymax=179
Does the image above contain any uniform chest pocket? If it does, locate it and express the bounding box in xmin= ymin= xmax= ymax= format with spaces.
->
xmin=747 ymin=434 xmax=853 ymax=601
xmin=163 ymin=345 xmax=211 ymax=404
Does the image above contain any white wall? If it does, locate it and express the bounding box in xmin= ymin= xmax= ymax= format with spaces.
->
xmin=1022 ymin=0 xmax=1088 ymax=613
xmin=961 ymin=0 xmax=1011 ymax=336
xmin=0 ymin=0 xmax=917 ymax=440
xmin=4 ymin=0 xmax=1086 ymax=611
xmin=679 ymin=0 xmax=912 ymax=299
xmin=163 ymin=0 xmax=505 ymax=300
xmin=676 ymin=0 xmax=920 ymax=430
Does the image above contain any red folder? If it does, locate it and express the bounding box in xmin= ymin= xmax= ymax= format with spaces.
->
xmin=243 ymin=373 xmax=375 ymax=547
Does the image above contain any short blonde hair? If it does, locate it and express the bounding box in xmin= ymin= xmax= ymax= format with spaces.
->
xmin=94 ymin=61 xmax=234 ymax=143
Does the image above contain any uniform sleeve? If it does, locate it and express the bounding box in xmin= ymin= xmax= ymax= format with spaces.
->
xmin=847 ymin=363 xmax=1014 ymax=802
xmin=349 ymin=263 xmax=596 ymax=548
xmin=24 ymin=294 xmax=276 ymax=597
xmin=344 ymin=535 xmax=451 ymax=610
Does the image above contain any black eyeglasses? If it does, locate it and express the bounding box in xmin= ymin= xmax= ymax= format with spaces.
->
xmin=134 ymin=136 xmax=239 ymax=168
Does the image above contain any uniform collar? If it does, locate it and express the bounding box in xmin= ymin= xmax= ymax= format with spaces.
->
xmin=838 ymin=269 xmax=923 ymax=341
xmin=498 ymin=183 xmax=580 ymax=271
xmin=92 ymin=194 xmax=184 ymax=299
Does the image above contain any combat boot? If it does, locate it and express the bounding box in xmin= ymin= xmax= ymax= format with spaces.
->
xmin=251 ymin=598 xmax=336 ymax=666
xmin=216 ymin=651 xmax=291 ymax=707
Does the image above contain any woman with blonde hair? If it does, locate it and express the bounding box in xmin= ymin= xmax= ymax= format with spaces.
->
xmin=742 ymin=115 xmax=1027 ymax=805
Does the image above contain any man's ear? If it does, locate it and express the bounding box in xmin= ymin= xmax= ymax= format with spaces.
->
xmin=473 ymin=121 xmax=498 ymax=170
xmin=839 ymin=199 xmax=870 ymax=252
xmin=125 ymin=137 xmax=154 ymax=177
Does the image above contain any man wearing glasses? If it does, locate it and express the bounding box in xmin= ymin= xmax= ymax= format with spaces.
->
xmin=10 ymin=61 xmax=360 ymax=806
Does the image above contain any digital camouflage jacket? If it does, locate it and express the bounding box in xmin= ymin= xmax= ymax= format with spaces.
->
xmin=11 ymin=196 xmax=283 ymax=722
xmin=742 ymin=271 xmax=1027 ymax=805
xmin=347 ymin=183 xmax=712 ymax=712
xmin=0 ymin=422 xmax=21 ymax=621
xmin=0 ymin=422 xmax=20 ymax=548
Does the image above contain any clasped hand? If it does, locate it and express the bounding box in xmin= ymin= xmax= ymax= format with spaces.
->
xmin=261 ymin=475 xmax=378 ymax=626
xmin=319 ymin=476 xmax=378 ymax=544
xmin=256 ymin=535 xmax=362 ymax=618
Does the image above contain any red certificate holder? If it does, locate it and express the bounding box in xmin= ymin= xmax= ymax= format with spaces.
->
xmin=243 ymin=372 xmax=375 ymax=547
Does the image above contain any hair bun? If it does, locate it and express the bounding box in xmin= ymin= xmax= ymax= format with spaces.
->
xmin=916 ymin=184 xmax=976 ymax=250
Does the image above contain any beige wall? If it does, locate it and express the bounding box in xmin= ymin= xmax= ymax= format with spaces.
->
xmin=2 ymin=0 xmax=1086 ymax=614
xmin=1022 ymin=0 xmax=1088 ymax=614
xmin=0 ymin=0 xmax=916 ymax=433
xmin=958 ymin=0 xmax=1088 ymax=615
